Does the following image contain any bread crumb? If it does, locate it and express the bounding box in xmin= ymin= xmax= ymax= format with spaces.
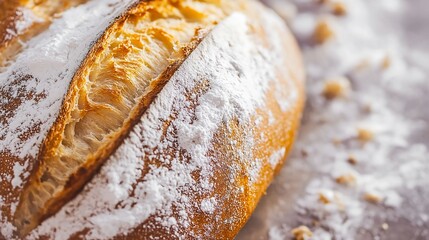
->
xmin=381 ymin=223 xmax=389 ymax=231
xmin=322 ymin=77 xmax=351 ymax=99
xmin=312 ymin=220 xmax=320 ymax=227
xmin=357 ymin=128 xmax=374 ymax=142
xmin=381 ymin=55 xmax=391 ymax=69
xmin=319 ymin=193 xmax=331 ymax=204
xmin=301 ymin=149 xmax=309 ymax=157
xmin=335 ymin=173 xmax=356 ymax=186
xmin=313 ymin=20 xmax=334 ymax=44
xmin=362 ymin=104 xmax=372 ymax=114
xmin=317 ymin=191 xmax=345 ymax=210
xmin=332 ymin=138 xmax=343 ymax=146
xmin=347 ymin=155 xmax=358 ymax=165
xmin=364 ymin=192 xmax=383 ymax=204
xmin=291 ymin=225 xmax=313 ymax=240
xmin=331 ymin=2 xmax=347 ymax=16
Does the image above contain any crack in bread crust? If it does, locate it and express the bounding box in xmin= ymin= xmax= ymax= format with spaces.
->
xmin=13 ymin=0 xmax=242 ymax=236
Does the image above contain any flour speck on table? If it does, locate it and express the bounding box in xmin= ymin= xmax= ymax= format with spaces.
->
xmin=239 ymin=0 xmax=429 ymax=239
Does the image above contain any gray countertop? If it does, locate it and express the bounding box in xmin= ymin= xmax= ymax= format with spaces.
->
xmin=238 ymin=1 xmax=429 ymax=239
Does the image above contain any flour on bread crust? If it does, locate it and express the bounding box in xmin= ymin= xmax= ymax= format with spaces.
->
xmin=32 ymin=6 xmax=304 ymax=239
xmin=0 ymin=0 xmax=304 ymax=239
xmin=0 ymin=0 xmax=138 ymax=238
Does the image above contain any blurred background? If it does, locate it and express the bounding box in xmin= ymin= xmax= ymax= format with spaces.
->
xmin=238 ymin=0 xmax=429 ymax=239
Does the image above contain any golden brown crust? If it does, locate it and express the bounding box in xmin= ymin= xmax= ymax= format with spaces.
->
xmin=150 ymin=18 xmax=303 ymax=240
xmin=0 ymin=0 xmax=20 ymax=45
xmin=122 ymin=7 xmax=304 ymax=238
xmin=13 ymin=0 xmax=243 ymax=236
xmin=0 ymin=0 xmax=87 ymax=69
xmin=43 ymin=3 xmax=303 ymax=238
xmin=1 ymin=0 xmax=304 ymax=239
xmin=116 ymin=90 xmax=304 ymax=240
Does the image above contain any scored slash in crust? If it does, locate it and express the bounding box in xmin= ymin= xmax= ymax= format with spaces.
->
xmin=12 ymin=0 xmax=242 ymax=236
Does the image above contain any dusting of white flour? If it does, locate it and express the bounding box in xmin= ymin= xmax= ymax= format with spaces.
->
xmin=0 ymin=0 xmax=136 ymax=158
xmin=1 ymin=0 xmax=299 ymax=238
xmin=29 ymin=9 xmax=292 ymax=239
xmin=0 ymin=0 xmax=137 ymax=238
xmin=2 ymin=7 xmax=44 ymax=45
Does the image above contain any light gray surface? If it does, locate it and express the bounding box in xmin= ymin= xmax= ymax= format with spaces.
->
xmin=237 ymin=1 xmax=429 ymax=239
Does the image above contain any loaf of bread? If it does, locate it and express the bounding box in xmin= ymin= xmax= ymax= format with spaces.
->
xmin=0 ymin=0 xmax=305 ymax=239
xmin=0 ymin=0 xmax=87 ymax=69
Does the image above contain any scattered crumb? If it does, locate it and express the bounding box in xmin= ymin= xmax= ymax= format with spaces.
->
xmin=301 ymin=149 xmax=308 ymax=157
xmin=312 ymin=220 xmax=320 ymax=227
xmin=381 ymin=223 xmax=389 ymax=231
xmin=331 ymin=2 xmax=347 ymax=16
xmin=313 ymin=20 xmax=334 ymax=44
xmin=347 ymin=155 xmax=358 ymax=165
xmin=332 ymin=138 xmax=343 ymax=145
xmin=335 ymin=173 xmax=356 ymax=186
xmin=364 ymin=192 xmax=383 ymax=204
xmin=381 ymin=55 xmax=391 ymax=69
xmin=322 ymin=77 xmax=351 ymax=99
xmin=357 ymin=128 xmax=374 ymax=142
xmin=291 ymin=226 xmax=313 ymax=240
xmin=318 ymin=191 xmax=344 ymax=210
xmin=362 ymin=104 xmax=372 ymax=114
xmin=319 ymin=193 xmax=331 ymax=204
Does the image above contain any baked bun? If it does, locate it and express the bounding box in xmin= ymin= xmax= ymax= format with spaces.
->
xmin=0 ymin=0 xmax=305 ymax=239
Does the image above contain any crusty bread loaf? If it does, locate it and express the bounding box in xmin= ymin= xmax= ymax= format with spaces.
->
xmin=0 ymin=0 xmax=87 ymax=69
xmin=0 ymin=0 xmax=305 ymax=239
